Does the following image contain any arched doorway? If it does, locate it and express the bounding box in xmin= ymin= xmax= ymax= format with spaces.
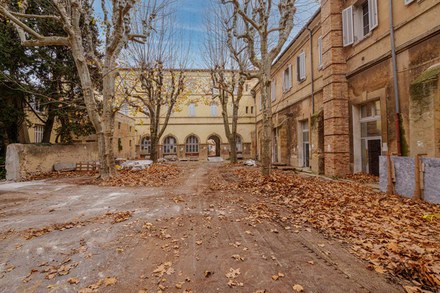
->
xmin=207 ymin=135 xmax=221 ymax=157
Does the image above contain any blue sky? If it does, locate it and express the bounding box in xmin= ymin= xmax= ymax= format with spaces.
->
xmin=173 ymin=0 xmax=320 ymax=68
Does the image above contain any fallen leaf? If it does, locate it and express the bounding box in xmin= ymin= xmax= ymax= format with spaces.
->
xmin=68 ymin=277 xmax=80 ymax=284
xmin=104 ymin=277 xmax=117 ymax=286
xmin=292 ymin=284 xmax=304 ymax=292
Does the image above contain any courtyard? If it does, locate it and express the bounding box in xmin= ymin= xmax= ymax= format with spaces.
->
xmin=0 ymin=162 xmax=438 ymax=292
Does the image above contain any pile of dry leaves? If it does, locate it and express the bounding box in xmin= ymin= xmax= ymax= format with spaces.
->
xmin=101 ymin=164 xmax=181 ymax=187
xmin=213 ymin=168 xmax=440 ymax=291
xmin=344 ymin=172 xmax=379 ymax=184
xmin=27 ymin=171 xmax=97 ymax=181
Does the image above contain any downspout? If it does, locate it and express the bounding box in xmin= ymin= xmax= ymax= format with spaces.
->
xmin=389 ymin=0 xmax=402 ymax=155
xmin=307 ymin=26 xmax=315 ymax=114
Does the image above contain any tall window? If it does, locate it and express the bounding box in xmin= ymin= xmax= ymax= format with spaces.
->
xmin=141 ymin=136 xmax=151 ymax=154
xmin=188 ymin=103 xmax=196 ymax=117
xmin=34 ymin=125 xmax=43 ymax=143
xmin=210 ymin=103 xmax=218 ymax=117
xmin=29 ymin=96 xmax=42 ymax=112
xmin=301 ymin=121 xmax=310 ymax=167
xmin=317 ymin=36 xmax=323 ymax=68
xmin=271 ymin=80 xmax=276 ymax=101
xmin=185 ymin=135 xmax=199 ymax=154
xmin=282 ymin=65 xmax=292 ymax=92
xmin=297 ymin=52 xmax=306 ymax=81
xmin=360 ymin=100 xmax=381 ymax=175
xmin=236 ymin=135 xmax=243 ymax=153
xmin=163 ymin=136 xmax=177 ymax=154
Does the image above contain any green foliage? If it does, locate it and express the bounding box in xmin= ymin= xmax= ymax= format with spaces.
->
xmin=0 ymin=0 xmax=97 ymax=146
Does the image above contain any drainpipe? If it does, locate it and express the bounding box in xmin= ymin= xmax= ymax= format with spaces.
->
xmin=307 ymin=26 xmax=315 ymax=114
xmin=389 ymin=0 xmax=402 ymax=155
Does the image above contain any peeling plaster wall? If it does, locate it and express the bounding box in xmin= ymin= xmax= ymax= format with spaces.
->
xmin=6 ymin=143 xmax=98 ymax=181
xmin=379 ymin=156 xmax=440 ymax=204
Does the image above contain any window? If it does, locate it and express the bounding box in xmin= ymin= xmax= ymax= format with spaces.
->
xmin=34 ymin=125 xmax=43 ymax=143
xmin=188 ymin=103 xmax=196 ymax=117
xmin=297 ymin=52 xmax=306 ymax=81
xmin=251 ymin=106 xmax=254 ymax=114
xmin=210 ymin=103 xmax=218 ymax=117
xmin=342 ymin=0 xmax=378 ymax=46
xmin=301 ymin=121 xmax=310 ymax=167
xmin=141 ymin=136 xmax=151 ymax=154
xmin=271 ymin=80 xmax=276 ymax=101
xmin=317 ymin=36 xmax=323 ymax=68
xmin=129 ymin=126 xmax=132 ymax=133
xmin=246 ymin=106 xmax=249 ymax=114
xmin=185 ymin=135 xmax=199 ymax=154
xmin=29 ymin=96 xmax=42 ymax=112
xmin=163 ymin=136 xmax=177 ymax=154
xmin=282 ymin=65 xmax=292 ymax=92
xmin=118 ymin=122 xmax=121 ymax=130
xmin=236 ymin=135 xmax=243 ymax=153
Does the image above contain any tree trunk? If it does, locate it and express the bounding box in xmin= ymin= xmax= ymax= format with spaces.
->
xmin=101 ymin=70 xmax=116 ymax=179
xmin=229 ymin=135 xmax=237 ymax=163
xmin=70 ymin=39 xmax=114 ymax=179
xmin=42 ymin=108 xmax=55 ymax=143
xmin=261 ymin=64 xmax=273 ymax=176
xmin=150 ymin=135 xmax=159 ymax=163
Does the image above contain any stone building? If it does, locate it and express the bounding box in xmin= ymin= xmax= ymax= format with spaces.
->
xmin=133 ymin=70 xmax=257 ymax=161
xmin=254 ymin=0 xmax=440 ymax=176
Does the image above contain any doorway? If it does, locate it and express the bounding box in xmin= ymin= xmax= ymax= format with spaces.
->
xmin=359 ymin=100 xmax=382 ymax=175
xmin=301 ymin=120 xmax=310 ymax=167
xmin=208 ymin=135 xmax=221 ymax=157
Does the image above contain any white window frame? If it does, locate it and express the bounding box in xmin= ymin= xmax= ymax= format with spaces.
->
xmin=317 ymin=35 xmax=323 ymax=68
xmin=342 ymin=6 xmax=354 ymax=46
xmin=34 ymin=125 xmax=44 ymax=143
xmin=188 ymin=103 xmax=196 ymax=117
xmin=282 ymin=64 xmax=292 ymax=92
xmin=297 ymin=52 xmax=306 ymax=81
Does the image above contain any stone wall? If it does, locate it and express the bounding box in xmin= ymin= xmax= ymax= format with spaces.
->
xmin=379 ymin=156 xmax=440 ymax=204
xmin=6 ymin=143 xmax=98 ymax=181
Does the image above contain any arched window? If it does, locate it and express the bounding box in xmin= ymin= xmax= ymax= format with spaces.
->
xmin=185 ymin=135 xmax=199 ymax=154
xmin=163 ymin=136 xmax=177 ymax=154
xmin=236 ymin=135 xmax=243 ymax=153
xmin=140 ymin=136 xmax=151 ymax=154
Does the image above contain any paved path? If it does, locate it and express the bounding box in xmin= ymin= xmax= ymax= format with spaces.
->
xmin=0 ymin=162 xmax=402 ymax=292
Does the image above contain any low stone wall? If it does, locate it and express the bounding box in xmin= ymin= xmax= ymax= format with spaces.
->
xmin=379 ymin=156 xmax=440 ymax=204
xmin=6 ymin=143 xmax=98 ymax=181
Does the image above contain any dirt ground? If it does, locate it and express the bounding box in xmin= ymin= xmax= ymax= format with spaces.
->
xmin=0 ymin=162 xmax=403 ymax=292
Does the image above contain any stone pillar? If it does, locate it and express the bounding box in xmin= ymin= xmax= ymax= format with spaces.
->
xmin=321 ymin=0 xmax=350 ymax=176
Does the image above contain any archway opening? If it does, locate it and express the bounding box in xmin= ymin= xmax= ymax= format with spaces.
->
xmin=207 ymin=135 xmax=221 ymax=157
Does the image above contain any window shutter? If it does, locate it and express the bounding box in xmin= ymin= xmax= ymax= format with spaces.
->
xmin=317 ymin=36 xmax=323 ymax=68
xmin=368 ymin=0 xmax=378 ymax=31
xmin=299 ymin=52 xmax=306 ymax=80
xmin=342 ymin=6 xmax=354 ymax=46
xmin=288 ymin=64 xmax=292 ymax=89
xmin=271 ymin=80 xmax=276 ymax=101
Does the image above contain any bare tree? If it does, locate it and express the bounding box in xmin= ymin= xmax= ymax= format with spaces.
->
xmin=120 ymin=13 xmax=188 ymax=162
xmin=220 ymin=0 xmax=295 ymax=176
xmin=0 ymin=0 xmax=164 ymax=179
xmin=204 ymin=12 xmax=251 ymax=163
